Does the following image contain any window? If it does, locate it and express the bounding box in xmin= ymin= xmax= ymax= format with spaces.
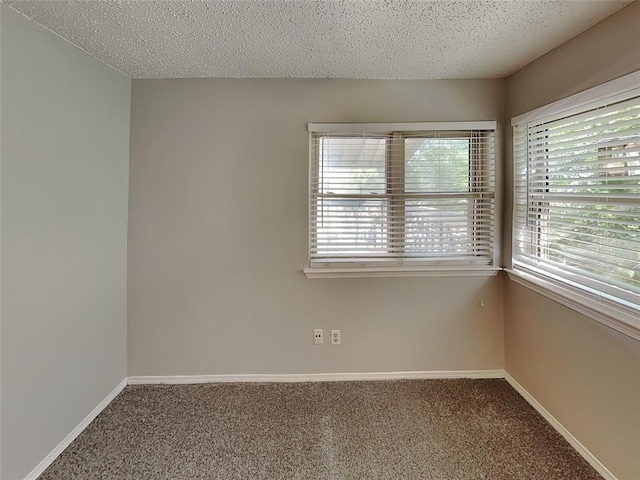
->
xmin=511 ymin=71 xmax=640 ymax=335
xmin=305 ymin=122 xmax=497 ymax=277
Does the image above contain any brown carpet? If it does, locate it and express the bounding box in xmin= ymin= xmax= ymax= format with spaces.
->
xmin=38 ymin=379 xmax=602 ymax=479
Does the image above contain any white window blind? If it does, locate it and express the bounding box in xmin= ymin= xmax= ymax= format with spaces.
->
xmin=308 ymin=123 xmax=496 ymax=268
xmin=513 ymin=91 xmax=640 ymax=310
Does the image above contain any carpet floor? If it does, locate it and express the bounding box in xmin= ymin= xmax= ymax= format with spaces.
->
xmin=38 ymin=379 xmax=602 ymax=479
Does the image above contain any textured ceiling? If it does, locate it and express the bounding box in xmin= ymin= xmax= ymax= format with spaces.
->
xmin=4 ymin=0 xmax=633 ymax=79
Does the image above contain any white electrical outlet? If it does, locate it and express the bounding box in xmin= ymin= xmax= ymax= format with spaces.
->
xmin=331 ymin=330 xmax=341 ymax=345
xmin=314 ymin=329 xmax=323 ymax=344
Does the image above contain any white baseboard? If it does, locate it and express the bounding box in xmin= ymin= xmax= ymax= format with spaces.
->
xmin=504 ymin=373 xmax=616 ymax=480
xmin=22 ymin=378 xmax=127 ymax=480
xmin=126 ymin=369 xmax=505 ymax=385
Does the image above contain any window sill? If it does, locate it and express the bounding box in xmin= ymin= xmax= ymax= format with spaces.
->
xmin=303 ymin=265 xmax=501 ymax=279
xmin=505 ymin=269 xmax=640 ymax=342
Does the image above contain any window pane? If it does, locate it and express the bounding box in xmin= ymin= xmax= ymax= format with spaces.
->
xmin=405 ymin=199 xmax=473 ymax=255
xmin=309 ymin=129 xmax=495 ymax=265
xmin=318 ymin=137 xmax=386 ymax=194
xmin=313 ymin=198 xmax=388 ymax=256
xmin=533 ymin=201 xmax=640 ymax=290
xmin=514 ymin=94 xmax=640 ymax=304
xmin=405 ymin=138 xmax=469 ymax=193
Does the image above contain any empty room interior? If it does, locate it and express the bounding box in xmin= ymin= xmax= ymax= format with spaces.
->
xmin=1 ymin=1 xmax=639 ymax=479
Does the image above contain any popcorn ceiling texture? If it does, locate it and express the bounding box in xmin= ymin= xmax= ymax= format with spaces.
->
xmin=4 ymin=0 xmax=632 ymax=79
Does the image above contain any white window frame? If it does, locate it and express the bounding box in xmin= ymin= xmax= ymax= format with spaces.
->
xmin=509 ymin=70 xmax=640 ymax=341
xmin=304 ymin=122 xmax=500 ymax=279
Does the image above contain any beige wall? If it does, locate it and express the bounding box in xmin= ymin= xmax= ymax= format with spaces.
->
xmin=504 ymin=283 xmax=640 ymax=479
xmin=504 ymin=3 xmax=640 ymax=479
xmin=0 ymin=5 xmax=131 ymax=480
xmin=128 ymin=78 xmax=505 ymax=376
